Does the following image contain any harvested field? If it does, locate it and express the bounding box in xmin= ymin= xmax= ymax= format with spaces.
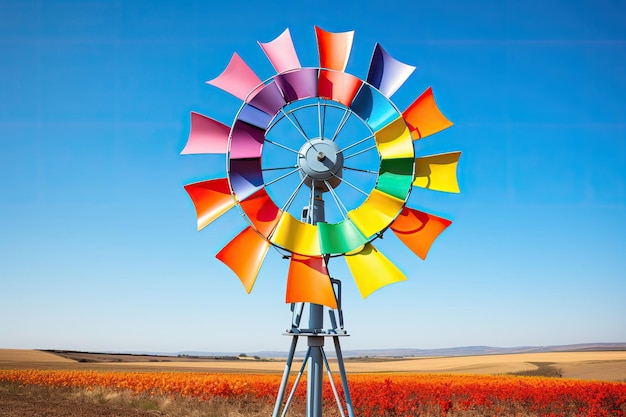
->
xmin=1 ymin=349 xmax=625 ymax=381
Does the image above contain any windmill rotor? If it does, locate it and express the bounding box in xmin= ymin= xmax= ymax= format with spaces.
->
xmin=181 ymin=26 xmax=460 ymax=417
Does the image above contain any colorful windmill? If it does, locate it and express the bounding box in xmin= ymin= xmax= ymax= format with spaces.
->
xmin=182 ymin=26 xmax=460 ymax=417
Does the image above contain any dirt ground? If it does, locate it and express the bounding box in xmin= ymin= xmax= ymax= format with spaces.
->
xmin=0 ymin=383 xmax=162 ymax=417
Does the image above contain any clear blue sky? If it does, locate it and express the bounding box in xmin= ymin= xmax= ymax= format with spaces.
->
xmin=1 ymin=0 xmax=624 ymax=354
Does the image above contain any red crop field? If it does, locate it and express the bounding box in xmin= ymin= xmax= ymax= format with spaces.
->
xmin=1 ymin=369 xmax=625 ymax=416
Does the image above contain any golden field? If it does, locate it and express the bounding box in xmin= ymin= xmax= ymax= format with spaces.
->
xmin=1 ymin=348 xmax=624 ymax=381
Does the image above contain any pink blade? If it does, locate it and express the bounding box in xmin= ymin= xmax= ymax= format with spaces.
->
xmin=206 ymin=53 xmax=263 ymax=102
xmin=366 ymin=43 xmax=415 ymax=98
xmin=258 ymin=28 xmax=301 ymax=73
xmin=216 ymin=226 xmax=270 ymax=294
xmin=286 ymin=255 xmax=337 ymax=308
xmin=390 ymin=207 xmax=452 ymax=260
xmin=180 ymin=112 xmax=229 ymax=155
xmin=183 ymin=178 xmax=235 ymax=231
xmin=315 ymin=26 xmax=354 ymax=72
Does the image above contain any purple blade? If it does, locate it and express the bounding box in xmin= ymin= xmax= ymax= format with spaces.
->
xmin=366 ymin=43 xmax=415 ymax=98
xmin=275 ymin=68 xmax=318 ymax=103
xmin=229 ymin=120 xmax=265 ymax=159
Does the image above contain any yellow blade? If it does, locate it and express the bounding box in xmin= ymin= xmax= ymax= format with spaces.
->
xmin=270 ymin=212 xmax=321 ymax=256
xmin=286 ymin=255 xmax=337 ymax=309
xmin=345 ymin=243 xmax=407 ymax=298
xmin=216 ymin=226 xmax=270 ymax=293
xmin=413 ymin=151 xmax=461 ymax=193
xmin=348 ymin=189 xmax=404 ymax=238
xmin=402 ymin=87 xmax=453 ymax=140
xmin=390 ymin=207 xmax=452 ymax=260
xmin=375 ymin=117 xmax=414 ymax=159
xmin=183 ymin=178 xmax=235 ymax=230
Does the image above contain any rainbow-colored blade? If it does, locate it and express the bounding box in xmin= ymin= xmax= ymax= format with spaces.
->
xmin=318 ymin=218 xmax=368 ymax=255
xmin=375 ymin=117 xmax=414 ymax=159
xmin=229 ymin=158 xmax=264 ymax=201
xmin=259 ymin=28 xmax=301 ymax=73
xmin=216 ymin=226 xmax=270 ymax=293
xmin=367 ymin=43 xmax=415 ymax=98
xmin=238 ymin=188 xmax=283 ymax=239
xmin=286 ymin=255 xmax=337 ymax=308
xmin=270 ymin=212 xmax=321 ymax=256
xmin=403 ymin=87 xmax=453 ymax=140
xmin=390 ymin=207 xmax=452 ymax=260
xmin=376 ymin=158 xmax=414 ymax=200
xmin=315 ymin=26 xmax=354 ymax=71
xmin=181 ymin=112 xmax=229 ymax=155
xmin=345 ymin=243 xmax=407 ymax=298
xmin=414 ymin=151 xmax=461 ymax=193
xmin=348 ymin=189 xmax=405 ymax=239
xmin=206 ymin=53 xmax=262 ymax=101
xmin=276 ymin=68 xmax=318 ymax=103
xmin=184 ymin=178 xmax=236 ymax=230
xmin=318 ymin=70 xmax=362 ymax=107
xmin=351 ymin=84 xmax=399 ymax=131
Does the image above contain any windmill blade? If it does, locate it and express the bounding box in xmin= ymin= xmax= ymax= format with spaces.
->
xmin=276 ymin=68 xmax=319 ymax=103
xmin=351 ymin=84 xmax=399 ymax=132
xmin=270 ymin=212 xmax=321 ymax=256
xmin=366 ymin=43 xmax=415 ymax=98
xmin=259 ymin=28 xmax=301 ymax=74
xmin=238 ymin=188 xmax=283 ymax=239
xmin=347 ymin=189 xmax=404 ymax=239
xmin=216 ymin=226 xmax=270 ymax=293
xmin=345 ymin=243 xmax=407 ymax=298
xmin=375 ymin=157 xmax=414 ymax=200
xmin=375 ymin=117 xmax=414 ymax=159
xmin=228 ymin=158 xmax=264 ymax=201
xmin=403 ymin=87 xmax=453 ymax=140
xmin=180 ymin=112 xmax=229 ymax=155
xmin=318 ymin=218 xmax=368 ymax=255
xmin=206 ymin=52 xmax=263 ymax=102
xmin=184 ymin=178 xmax=236 ymax=230
xmin=390 ymin=207 xmax=452 ymax=260
xmin=286 ymin=255 xmax=337 ymax=308
xmin=318 ymin=70 xmax=362 ymax=107
xmin=315 ymin=26 xmax=354 ymax=72
xmin=414 ymin=151 xmax=461 ymax=193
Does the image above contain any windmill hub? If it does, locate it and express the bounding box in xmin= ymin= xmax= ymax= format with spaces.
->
xmin=298 ymin=138 xmax=343 ymax=191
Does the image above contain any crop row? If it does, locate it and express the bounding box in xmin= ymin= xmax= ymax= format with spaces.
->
xmin=1 ymin=370 xmax=625 ymax=416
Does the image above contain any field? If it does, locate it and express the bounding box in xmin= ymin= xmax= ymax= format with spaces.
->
xmin=1 ymin=349 xmax=625 ymax=416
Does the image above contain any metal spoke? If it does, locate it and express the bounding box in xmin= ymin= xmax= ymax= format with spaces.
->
xmin=281 ymin=109 xmax=312 ymax=144
xmin=281 ymin=175 xmax=308 ymax=213
xmin=340 ymin=133 xmax=375 ymax=153
xmin=317 ymin=99 xmax=326 ymax=140
xmin=343 ymin=166 xmax=378 ymax=175
xmin=324 ymin=181 xmax=349 ymax=218
xmin=264 ymin=138 xmax=301 ymax=155
xmin=263 ymin=165 xmax=298 ymax=172
xmin=344 ymin=144 xmax=377 ymax=160
xmin=331 ymin=173 xmax=370 ymax=197
xmin=265 ymin=167 xmax=301 ymax=188
xmin=330 ymin=107 xmax=352 ymax=142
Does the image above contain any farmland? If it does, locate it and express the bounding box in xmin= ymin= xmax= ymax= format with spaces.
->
xmin=1 ymin=349 xmax=625 ymax=416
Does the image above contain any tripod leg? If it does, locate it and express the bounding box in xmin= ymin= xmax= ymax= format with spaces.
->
xmin=321 ymin=347 xmax=346 ymax=417
xmin=273 ymin=335 xmax=299 ymax=417
xmin=333 ymin=336 xmax=354 ymax=417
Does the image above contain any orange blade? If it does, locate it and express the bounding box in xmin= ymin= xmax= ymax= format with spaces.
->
xmin=183 ymin=178 xmax=235 ymax=230
xmin=315 ymin=26 xmax=354 ymax=72
xmin=390 ymin=207 xmax=452 ymax=260
xmin=180 ymin=112 xmax=229 ymax=155
xmin=216 ymin=226 xmax=270 ymax=293
xmin=286 ymin=255 xmax=337 ymax=308
xmin=239 ymin=188 xmax=283 ymax=239
xmin=206 ymin=53 xmax=263 ymax=102
xmin=402 ymin=87 xmax=453 ymax=139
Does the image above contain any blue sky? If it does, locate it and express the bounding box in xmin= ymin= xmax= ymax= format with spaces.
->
xmin=1 ymin=0 xmax=624 ymax=354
